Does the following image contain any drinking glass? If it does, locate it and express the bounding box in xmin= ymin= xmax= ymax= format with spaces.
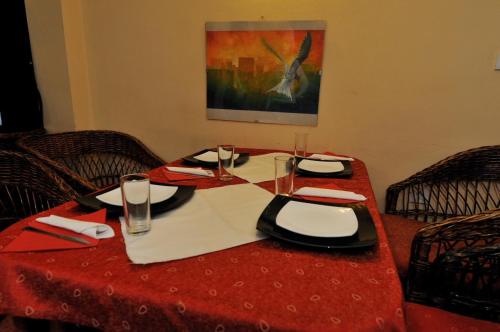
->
xmin=120 ymin=173 xmax=151 ymax=235
xmin=294 ymin=133 xmax=309 ymax=157
xmin=274 ymin=156 xmax=295 ymax=196
xmin=217 ymin=144 xmax=235 ymax=181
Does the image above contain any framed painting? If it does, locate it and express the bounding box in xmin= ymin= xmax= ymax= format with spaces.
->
xmin=206 ymin=21 xmax=326 ymax=126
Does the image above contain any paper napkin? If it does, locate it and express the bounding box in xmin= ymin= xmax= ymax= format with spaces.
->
xmin=165 ymin=166 xmax=214 ymax=177
xmin=193 ymin=151 xmax=240 ymax=163
xmin=36 ymin=214 xmax=114 ymax=239
xmin=294 ymin=187 xmax=367 ymax=201
xmin=309 ymin=153 xmax=354 ymax=161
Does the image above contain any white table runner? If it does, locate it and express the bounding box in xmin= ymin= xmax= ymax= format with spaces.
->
xmin=120 ymin=183 xmax=274 ymax=264
xmin=234 ymin=152 xmax=293 ymax=183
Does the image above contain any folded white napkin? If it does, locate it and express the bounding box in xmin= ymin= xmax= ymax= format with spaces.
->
xmin=36 ymin=215 xmax=115 ymax=239
xmin=308 ymin=153 xmax=354 ymax=161
xmin=165 ymin=166 xmax=214 ymax=177
xmin=276 ymin=201 xmax=358 ymax=237
xmin=294 ymin=187 xmax=367 ymax=201
xmin=193 ymin=151 xmax=240 ymax=163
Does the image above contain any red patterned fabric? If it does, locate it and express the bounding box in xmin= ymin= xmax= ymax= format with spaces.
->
xmin=380 ymin=214 xmax=426 ymax=279
xmin=405 ymin=302 xmax=500 ymax=332
xmin=0 ymin=148 xmax=406 ymax=331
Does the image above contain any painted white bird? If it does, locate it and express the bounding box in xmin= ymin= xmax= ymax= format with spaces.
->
xmin=261 ymin=32 xmax=312 ymax=102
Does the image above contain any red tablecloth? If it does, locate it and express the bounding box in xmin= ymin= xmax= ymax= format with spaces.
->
xmin=0 ymin=149 xmax=406 ymax=331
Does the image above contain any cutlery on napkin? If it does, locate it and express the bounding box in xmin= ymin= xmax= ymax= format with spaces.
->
xmin=23 ymin=226 xmax=91 ymax=244
xmin=165 ymin=166 xmax=214 ymax=177
xmin=0 ymin=209 xmax=109 ymax=253
xmin=308 ymin=153 xmax=354 ymax=161
xmin=294 ymin=187 xmax=367 ymax=201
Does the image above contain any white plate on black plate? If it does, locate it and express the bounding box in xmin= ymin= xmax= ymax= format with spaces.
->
xmin=182 ymin=149 xmax=250 ymax=168
xmin=295 ymin=157 xmax=353 ymax=178
xmin=76 ymin=182 xmax=196 ymax=216
xmin=257 ymin=195 xmax=377 ymax=249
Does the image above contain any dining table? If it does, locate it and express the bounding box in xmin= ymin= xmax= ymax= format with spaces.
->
xmin=0 ymin=148 xmax=406 ymax=331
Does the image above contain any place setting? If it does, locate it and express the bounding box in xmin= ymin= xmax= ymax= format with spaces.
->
xmin=182 ymin=145 xmax=250 ymax=168
xmin=1 ymin=173 xmax=197 ymax=253
xmin=163 ymin=144 xmax=249 ymax=183
xmin=293 ymin=133 xmax=354 ymax=178
xmin=294 ymin=157 xmax=353 ymax=178
xmin=0 ymin=209 xmax=113 ymax=252
xmin=76 ymin=174 xmax=196 ymax=217
xmin=256 ymin=143 xmax=377 ymax=250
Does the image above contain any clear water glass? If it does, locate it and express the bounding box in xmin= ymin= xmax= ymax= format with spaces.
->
xmin=294 ymin=132 xmax=309 ymax=157
xmin=217 ymin=144 xmax=235 ymax=181
xmin=120 ymin=173 xmax=151 ymax=235
xmin=274 ymin=156 xmax=295 ymax=196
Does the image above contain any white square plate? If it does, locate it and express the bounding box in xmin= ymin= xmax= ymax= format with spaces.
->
xmin=276 ymin=200 xmax=358 ymax=237
xmin=297 ymin=159 xmax=344 ymax=173
xmin=96 ymin=185 xmax=178 ymax=206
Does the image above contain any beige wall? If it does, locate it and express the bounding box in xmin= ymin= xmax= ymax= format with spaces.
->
xmin=25 ymin=0 xmax=76 ymax=132
xmin=60 ymin=0 xmax=94 ymax=130
xmin=27 ymin=0 xmax=500 ymax=210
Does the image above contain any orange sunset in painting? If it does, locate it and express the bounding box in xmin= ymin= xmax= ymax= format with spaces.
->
xmin=206 ymin=21 xmax=325 ymax=125
xmin=206 ymin=30 xmax=324 ymax=72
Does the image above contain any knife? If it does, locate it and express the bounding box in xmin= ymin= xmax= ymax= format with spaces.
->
xmin=23 ymin=226 xmax=91 ymax=245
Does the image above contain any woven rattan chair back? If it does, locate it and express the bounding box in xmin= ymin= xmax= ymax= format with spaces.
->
xmin=17 ymin=130 xmax=166 ymax=195
xmin=0 ymin=128 xmax=45 ymax=150
xmin=385 ymin=145 xmax=500 ymax=222
xmin=0 ymin=151 xmax=77 ymax=231
xmin=407 ymin=208 xmax=500 ymax=321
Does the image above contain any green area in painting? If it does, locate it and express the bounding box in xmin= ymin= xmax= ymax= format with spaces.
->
xmin=207 ymin=68 xmax=321 ymax=114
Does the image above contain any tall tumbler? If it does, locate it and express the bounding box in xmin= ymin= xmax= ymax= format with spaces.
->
xmin=218 ymin=144 xmax=235 ymax=181
xmin=120 ymin=173 xmax=151 ymax=235
xmin=274 ymin=156 xmax=295 ymax=196
xmin=294 ymin=133 xmax=309 ymax=157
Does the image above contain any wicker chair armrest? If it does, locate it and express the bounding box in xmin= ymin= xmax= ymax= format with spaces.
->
xmin=406 ymin=209 xmax=500 ymax=321
xmin=413 ymin=209 xmax=500 ymax=242
xmin=429 ymin=243 xmax=500 ymax=321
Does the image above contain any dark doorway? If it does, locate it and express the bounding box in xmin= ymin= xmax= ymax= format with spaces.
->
xmin=1 ymin=0 xmax=43 ymax=133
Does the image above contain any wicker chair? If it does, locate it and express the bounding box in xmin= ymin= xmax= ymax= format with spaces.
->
xmin=17 ymin=130 xmax=166 ymax=195
xmin=0 ymin=128 xmax=45 ymax=150
xmin=407 ymin=209 xmax=500 ymax=322
xmin=381 ymin=145 xmax=500 ymax=322
xmin=385 ymin=145 xmax=500 ymax=221
xmin=0 ymin=151 xmax=77 ymax=231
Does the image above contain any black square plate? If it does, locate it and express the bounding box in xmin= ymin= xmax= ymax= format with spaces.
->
xmin=257 ymin=195 xmax=377 ymax=249
xmin=295 ymin=157 xmax=353 ymax=178
xmin=182 ymin=149 xmax=250 ymax=168
xmin=76 ymin=182 xmax=196 ymax=217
